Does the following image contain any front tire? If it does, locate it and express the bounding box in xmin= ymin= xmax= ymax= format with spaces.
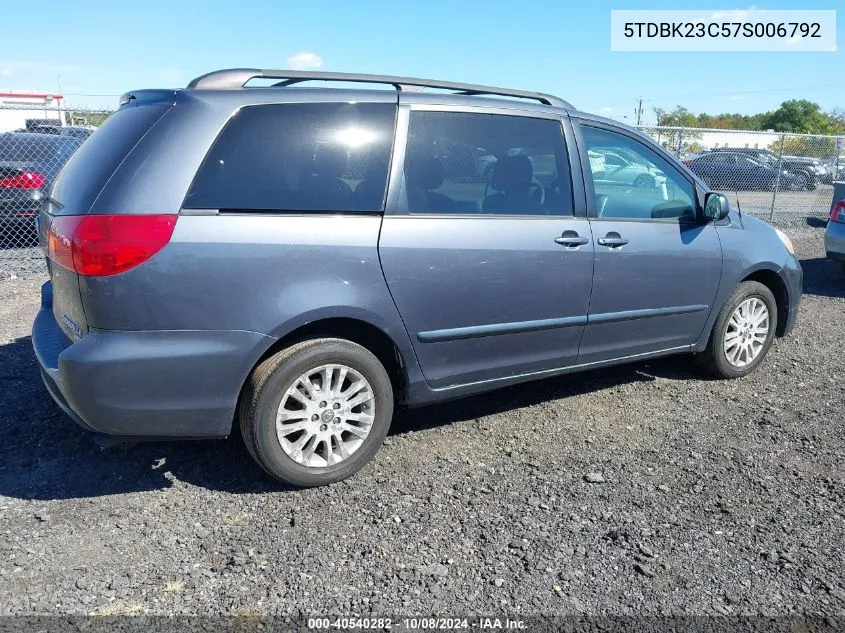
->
xmin=696 ymin=281 xmax=777 ymax=379
xmin=800 ymin=171 xmax=817 ymax=191
xmin=239 ymin=338 xmax=394 ymax=487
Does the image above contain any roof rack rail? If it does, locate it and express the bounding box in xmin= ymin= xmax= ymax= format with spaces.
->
xmin=186 ymin=68 xmax=572 ymax=108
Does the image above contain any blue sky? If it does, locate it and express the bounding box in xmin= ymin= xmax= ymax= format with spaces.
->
xmin=0 ymin=0 xmax=841 ymax=124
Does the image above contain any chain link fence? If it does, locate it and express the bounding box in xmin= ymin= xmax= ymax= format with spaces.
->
xmin=638 ymin=125 xmax=844 ymax=225
xmin=0 ymin=104 xmax=114 ymax=278
xmin=1 ymin=105 xmax=842 ymax=279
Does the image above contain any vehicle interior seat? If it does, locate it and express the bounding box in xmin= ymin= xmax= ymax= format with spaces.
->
xmin=483 ymin=155 xmax=545 ymax=214
xmin=353 ymin=158 xmax=390 ymax=210
xmin=304 ymin=144 xmax=354 ymax=207
xmin=405 ymin=155 xmax=454 ymax=212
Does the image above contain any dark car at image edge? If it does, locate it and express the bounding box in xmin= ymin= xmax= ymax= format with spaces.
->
xmin=682 ymin=151 xmax=803 ymax=192
xmin=705 ymin=147 xmax=821 ymax=190
xmin=0 ymin=133 xmax=82 ymax=237
xmin=32 ymin=68 xmax=802 ymax=487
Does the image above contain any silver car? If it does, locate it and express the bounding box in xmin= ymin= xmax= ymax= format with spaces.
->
xmin=825 ymin=199 xmax=845 ymax=269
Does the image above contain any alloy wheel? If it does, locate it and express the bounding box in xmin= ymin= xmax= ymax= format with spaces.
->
xmin=723 ymin=297 xmax=770 ymax=368
xmin=275 ymin=363 xmax=375 ymax=468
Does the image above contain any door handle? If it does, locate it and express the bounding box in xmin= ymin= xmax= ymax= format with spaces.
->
xmin=554 ymin=230 xmax=589 ymax=248
xmin=597 ymin=232 xmax=628 ymax=248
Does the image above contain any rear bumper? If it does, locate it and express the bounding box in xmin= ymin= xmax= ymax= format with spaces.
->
xmin=779 ymin=255 xmax=802 ymax=337
xmin=824 ymin=221 xmax=845 ymax=261
xmin=32 ymin=282 xmax=274 ymax=438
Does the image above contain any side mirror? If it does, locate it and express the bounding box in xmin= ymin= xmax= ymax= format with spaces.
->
xmin=703 ymin=192 xmax=730 ymax=221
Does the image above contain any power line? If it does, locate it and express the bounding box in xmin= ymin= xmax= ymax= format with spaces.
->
xmin=61 ymin=93 xmax=122 ymax=97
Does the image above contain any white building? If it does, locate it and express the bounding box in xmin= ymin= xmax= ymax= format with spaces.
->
xmin=641 ymin=126 xmax=785 ymax=152
xmin=0 ymin=91 xmax=66 ymax=132
xmin=696 ymin=129 xmax=782 ymax=150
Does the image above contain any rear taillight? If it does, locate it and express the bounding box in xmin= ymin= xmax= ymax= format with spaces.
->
xmin=48 ymin=215 xmax=177 ymax=276
xmin=0 ymin=171 xmax=46 ymax=189
xmin=830 ymin=200 xmax=845 ymax=224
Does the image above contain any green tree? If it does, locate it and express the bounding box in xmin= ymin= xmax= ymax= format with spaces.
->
xmin=758 ymin=100 xmax=841 ymax=134
xmin=769 ymin=136 xmax=837 ymax=159
xmin=650 ymin=107 xmax=702 ymax=155
xmin=653 ymin=106 xmax=698 ymax=127
xmin=652 ymin=102 xmax=845 ymax=133
xmin=695 ymin=112 xmax=766 ymax=130
xmin=66 ymin=110 xmax=112 ymax=127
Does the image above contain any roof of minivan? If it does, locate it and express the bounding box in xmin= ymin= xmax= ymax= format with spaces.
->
xmin=123 ymin=83 xmax=650 ymax=151
xmin=177 ymin=86 xmax=570 ymax=115
xmin=185 ymin=68 xmax=572 ymax=107
xmin=130 ymin=85 xmax=645 ymax=146
xmin=130 ymin=68 xmax=662 ymax=129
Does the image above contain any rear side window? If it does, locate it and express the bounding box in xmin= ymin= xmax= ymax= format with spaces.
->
xmin=49 ymin=105 xmax=169 ymax=215
xmin=397 ymin=111 xmax=572 ymax=216
xmin=184 ymin=103 xmax=396 ymax=213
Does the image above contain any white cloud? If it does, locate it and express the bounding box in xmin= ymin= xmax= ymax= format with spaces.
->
xmin=729 ymin=95 xmax=744 ymax=101
xmin=287 ymin=52 xmax=323 ymax=71
xmin=710 ymin=7 xmax=758 ymax=21
xmin=0 ymin=68 xmax=11 ymax=77
xmin=598 ymin=106 xmax=613 ymax=115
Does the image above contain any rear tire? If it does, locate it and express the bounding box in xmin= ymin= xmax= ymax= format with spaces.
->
xmin=799 ymin=171 xmax=816 ymax=191
xmin=791 ymin=172 xmax=808 ymax=191
xmin=239 ymin=338 xmax=394 ymax=487
xmin=695 ymin=281 xmax=777 ymax=379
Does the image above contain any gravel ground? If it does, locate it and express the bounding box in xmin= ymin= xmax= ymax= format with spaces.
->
xmin=0 ymin=226 xmax=843 ymax=620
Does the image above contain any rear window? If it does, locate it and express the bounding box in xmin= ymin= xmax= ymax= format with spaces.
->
xmin=49 ymin=104 xmax=169 ymax=214
xmin=183 ymin=103 xmax=396 ymax=213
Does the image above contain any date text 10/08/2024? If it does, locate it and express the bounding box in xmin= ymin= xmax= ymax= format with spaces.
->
xmin=307 ymin=617 xmax=528 ymax=630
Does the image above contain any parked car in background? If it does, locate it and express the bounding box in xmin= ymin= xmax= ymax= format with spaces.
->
xmin=824 ymin=156 xmax=845 ymax=180
xmin=33 ymin=69 xmax=802 ymax=487
xmin=590 ymin=147 xmax=664 ymax=188
xmin=782 ymin=155 xmax=832 ymax=184
xmin=683 ymin=152 xmax=802 ymax=191
xmin=825 ymin=199 xmax=845 ymax=271
xmin=27 ymin=125 xmax=94 ymax=142
xmin=706 ymin=148 xmax=818 ymax=190
xmin=0 ymin=133 xmax=82 ymax=238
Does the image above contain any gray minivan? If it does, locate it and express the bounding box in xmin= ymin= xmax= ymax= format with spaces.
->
xmin=32 ymin=69 xmax=802 ymax=486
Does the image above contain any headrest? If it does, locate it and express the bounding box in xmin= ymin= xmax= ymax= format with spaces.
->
xmin=407 ymin=155 xmax=444 ymax=190
xmin=491 ymin=155 xmax=533 ymax=192
xmin=313 ymin=144 xmax=348 ymax=178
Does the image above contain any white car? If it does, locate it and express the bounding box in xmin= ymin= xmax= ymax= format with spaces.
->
xmin=590 ymin=148 xmax=663 ymax=188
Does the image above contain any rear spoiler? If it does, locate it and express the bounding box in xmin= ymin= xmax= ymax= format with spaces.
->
xmin=118 ymin=90 xmax=178 ymax=108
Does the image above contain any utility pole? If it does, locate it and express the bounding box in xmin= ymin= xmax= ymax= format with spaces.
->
xmin=634 ymin=98 xmax=644 ymax=126
xmin=57 ymin=74 xmax=65 ymax=126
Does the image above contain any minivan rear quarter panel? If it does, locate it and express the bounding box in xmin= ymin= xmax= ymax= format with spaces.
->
xmin=72 ymin=92 xmax=428 ymax=434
